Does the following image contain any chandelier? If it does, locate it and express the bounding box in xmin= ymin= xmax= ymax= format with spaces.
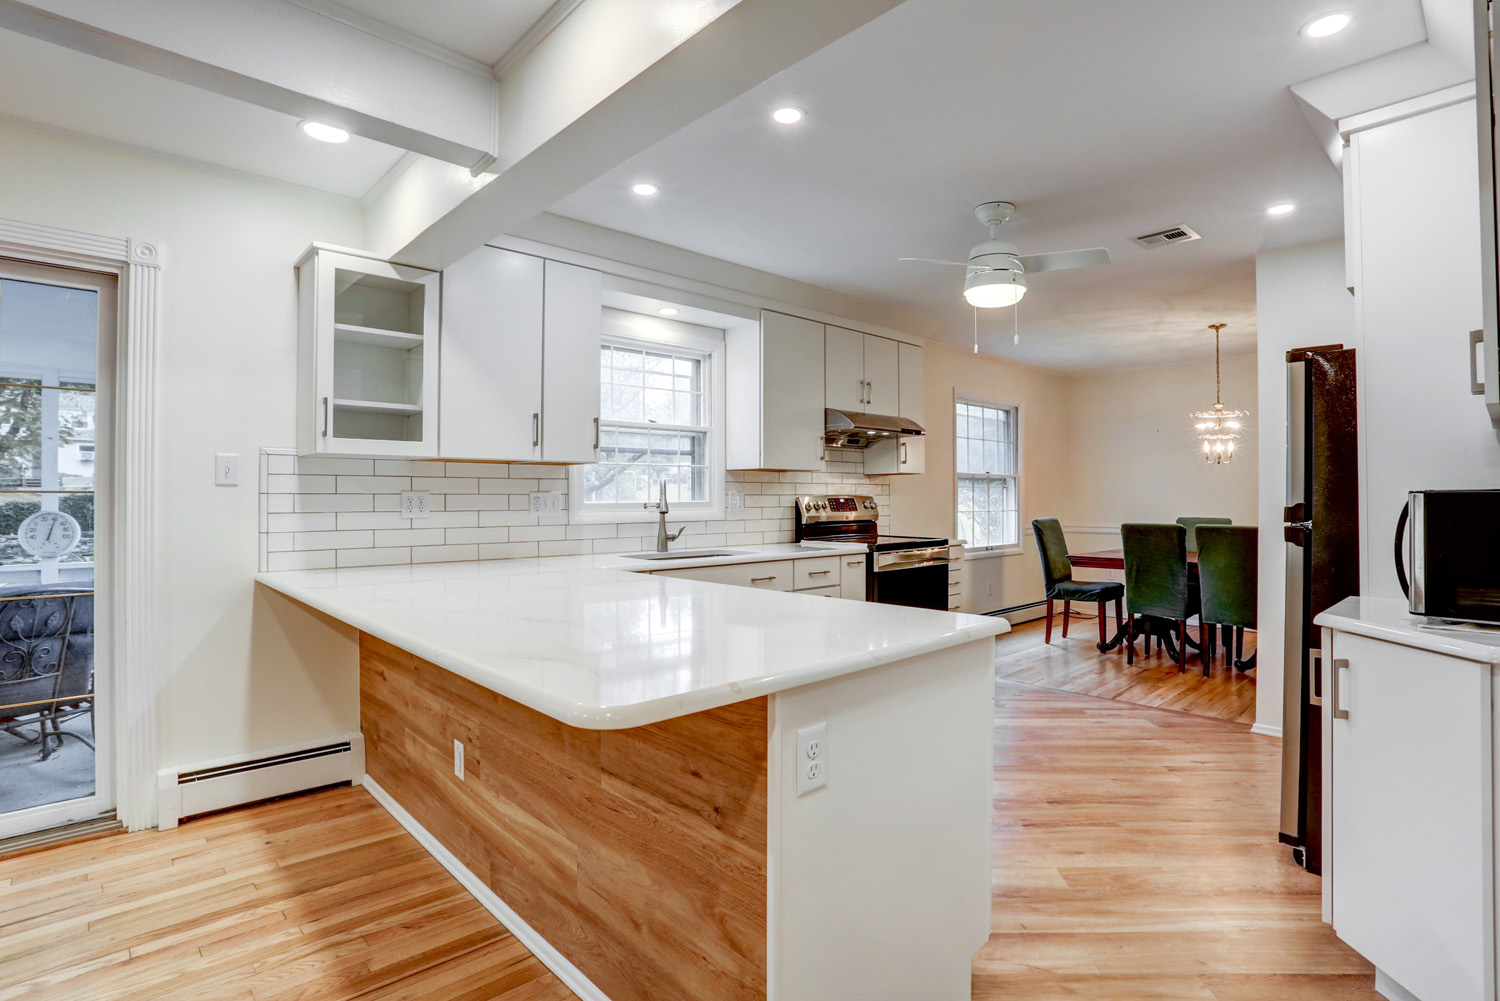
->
xmin=1191 ymin=323 xmax=1248 ymax=464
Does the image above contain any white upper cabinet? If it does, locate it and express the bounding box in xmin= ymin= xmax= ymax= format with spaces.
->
xmin=862 ymin=334 xmax=899 ymax=414
xmin=825 ymin=325 xmax=866 ymax=411
xmin=540 ymin=260 xmax=603 ymax=463
xmin=438 ymin=247 xmax=602 ymax=462
xmin=865 ymin=340 xmax=926 ymax=475
xmin=727 ymin=311 xmax=826 ymax=471
xmin=297 ymin=247 xmax=440 ymax=457
xmin=826 ymin=326 xmax=900 ymax=413
xmin=440 ymin=246 xmax=544 ymax=461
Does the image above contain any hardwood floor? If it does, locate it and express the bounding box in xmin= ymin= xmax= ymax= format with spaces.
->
xmin=975 ymin=680 xmax=1380 ymax=1001
xmin=994 ymin=616 xmax=1258 ymax=724
xmin=0 ymin=667 xmax=1371 ymax=1001
xmin=0 ymin=786 xmax=576 ymax=1001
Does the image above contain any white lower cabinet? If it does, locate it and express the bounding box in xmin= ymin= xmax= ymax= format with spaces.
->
xmin=654 ymin=555 xmax=867 ymax=599
xmin=1323 ymin=628 xmax=1494 ymax=1001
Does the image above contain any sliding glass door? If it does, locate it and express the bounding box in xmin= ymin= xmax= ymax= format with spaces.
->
xmin=0 ymin=259 xmax=115 ymax=841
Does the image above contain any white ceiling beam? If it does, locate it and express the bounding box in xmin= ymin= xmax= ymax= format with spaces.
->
xmin=0 ymin=0 xmax=498 ymax=169
xmin=1291 ymin=40 xmax=1471 ymax=123
xmin=367 ymin=0 xmax=908 ymax=271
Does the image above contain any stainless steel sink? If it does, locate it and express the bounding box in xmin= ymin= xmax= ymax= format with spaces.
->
xmin=621 ymin=549 xmax=753 ymax=561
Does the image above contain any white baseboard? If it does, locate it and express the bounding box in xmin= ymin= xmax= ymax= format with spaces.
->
xmin=156 ymin=732 xmax=364 ymax=830
xmin=363 ymin=775 xmax=611 ymax=1001
xmin=1250 ymin=723 xmax=1283 ymax=739
xmin=1374 ymin=969 xmax=1422 ymax=1001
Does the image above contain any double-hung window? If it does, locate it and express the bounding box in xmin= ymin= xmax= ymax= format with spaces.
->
xmin=579 ymin=331 xmax=721 ymax=517
xmin=956 ymin=398 xmax=1020 ymax=552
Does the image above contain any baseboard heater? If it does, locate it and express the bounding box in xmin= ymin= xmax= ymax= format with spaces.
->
xmin=157 ymin=733 xmax=364 ymax=829
xmin=985 ymin=600 xmax=1046 ymax=618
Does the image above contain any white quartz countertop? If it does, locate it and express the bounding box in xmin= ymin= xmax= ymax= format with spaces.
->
xmin=255 ymin=543 xmax=1008 ymax=730
xmin=1316 ymin=596 xmax=1500 ymax=664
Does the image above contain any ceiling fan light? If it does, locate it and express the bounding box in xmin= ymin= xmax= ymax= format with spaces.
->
xmin=963 ymin=269 xmax=1026 ymax=308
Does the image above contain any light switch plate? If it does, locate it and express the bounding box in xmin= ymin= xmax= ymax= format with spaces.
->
xmin=214 ymin=453 xmax=238 ymax=486
xmin=727 ymin=491 xmax=744 ymax=512
xmin=796 ymin=722 xmax=828 ymax=796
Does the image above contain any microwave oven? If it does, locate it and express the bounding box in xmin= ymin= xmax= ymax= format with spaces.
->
xmin=1397 ymin=490 xmax=1500 ymax=624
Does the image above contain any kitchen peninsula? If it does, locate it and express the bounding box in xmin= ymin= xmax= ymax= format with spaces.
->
xmin=256 ymin=546 xmax=1008 ymax=1001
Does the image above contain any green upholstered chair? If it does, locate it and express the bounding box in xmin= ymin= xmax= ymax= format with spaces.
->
xmin=1175 ymin=516 xmax=1232 ymax=553
xmin=1032 ymin=518 xmax=1124 ymax=647
xmin=1196 ymin=525 xmax=1257 ymax=672
xmin=1121 ymin=523 xmax=1202 ymax=673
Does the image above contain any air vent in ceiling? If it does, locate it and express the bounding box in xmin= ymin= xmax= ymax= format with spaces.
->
xmin=1133 ymin=225 xmax=1201 ymax=249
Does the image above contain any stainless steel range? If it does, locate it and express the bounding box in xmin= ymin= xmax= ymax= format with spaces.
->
xmin=793 ymin=494 xmax=951 ymax=609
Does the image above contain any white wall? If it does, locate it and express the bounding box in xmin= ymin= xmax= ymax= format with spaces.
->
xmin=1060 ymin=355 xmax=1258 ymax=558
xmin=1349 ymin=99 xmax=1497 ymax=601
xmin=0 ymin=123 xmax=365 ymax=772
xmin=1254 ymin=239 xmax=1357 ymax=738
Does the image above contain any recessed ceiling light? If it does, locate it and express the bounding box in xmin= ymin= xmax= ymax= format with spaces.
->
xmin=657 ymin=307 xmax=679 ymax=317
xmin=300 ymin=121 xmax=350 ymax=144
xmin=1266 ymin=202 xmax=1297 ymax=216
xmin=1301 ymin=11 xmax=1351 ymax=38
xmin=772 ymin=106 xmax=805 ymax=125
xmin=632 ymin=182 xmax=659 ymax=197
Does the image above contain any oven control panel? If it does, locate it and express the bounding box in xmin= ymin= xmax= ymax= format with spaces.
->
xmin=796 ymin=494 xmax=879 ymax=522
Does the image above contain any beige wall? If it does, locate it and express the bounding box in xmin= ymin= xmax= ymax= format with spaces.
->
xmin=891 ymin=341 xmax=1259 ymax=618
xmin=1061 ymin=354 xmax=1258 ymax=556
xmin=887 ymin=341 xmax=1071 ymax=616
xmin=0 ymin=123 xmax=364 ymax=771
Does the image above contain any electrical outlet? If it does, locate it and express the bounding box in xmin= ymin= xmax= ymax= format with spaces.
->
xmin=529 ymin=491 xmax=563 ymax=514
xmin=401 ymin=491 xmax=430 ymax=518
xmin=796 ymin=722 xmax=828 ymax=796
xmin=453 ymin=739 xmax=465 ymax=780
xmin=214 ymin=453 xmax=238 ymax=486
xmin=727 ymin=490 xmax=744 ymax=512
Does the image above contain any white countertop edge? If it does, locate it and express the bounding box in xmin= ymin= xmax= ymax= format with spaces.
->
xmin=255 ymin=545 xmax=1010 ymax=730
xmin=1315 ymin=596 xmax=1500 ymax=665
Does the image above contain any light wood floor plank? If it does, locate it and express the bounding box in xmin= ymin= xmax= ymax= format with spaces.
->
xmin=974 ymin=678 xmax=1382 ymax=1000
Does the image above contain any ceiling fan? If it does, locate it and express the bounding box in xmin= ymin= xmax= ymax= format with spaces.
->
xmin=900 ymin=201 xmax=1111 ymax=307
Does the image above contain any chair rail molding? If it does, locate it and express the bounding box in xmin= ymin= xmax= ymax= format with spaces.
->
xmin=0 ymin=215 xmax=161 ymax=832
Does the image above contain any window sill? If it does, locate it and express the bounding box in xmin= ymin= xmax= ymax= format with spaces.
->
xmin=571 ymin=503 xmax=725 ymax=525
xmin=964 ymin=546 xmax=1025 ymax=560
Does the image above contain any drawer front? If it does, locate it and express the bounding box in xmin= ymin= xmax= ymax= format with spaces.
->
xmin=800 ymin=585 xmax=842 ymax=598
xmin=794 ymin=556 xmax=841 ymax=590
xmin=839 ymin=555 xmax=868 ymax=601
xmin=655 ymin=560 xmax=795 ymax=591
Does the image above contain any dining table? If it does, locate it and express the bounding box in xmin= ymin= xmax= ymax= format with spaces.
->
xmin=1066 ymin=548 xmax=1204 ymax=659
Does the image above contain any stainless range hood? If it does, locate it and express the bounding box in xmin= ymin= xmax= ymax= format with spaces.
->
xmin=823 ymin=408 xmax=926 ymax=448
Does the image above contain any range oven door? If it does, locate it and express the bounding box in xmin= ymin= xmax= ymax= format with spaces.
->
xmin=869 ymin=547 xmax=950 ymax=610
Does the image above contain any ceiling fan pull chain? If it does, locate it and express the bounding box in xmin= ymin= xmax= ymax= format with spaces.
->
xmin=1013 ymin=302 xmax=1020 ymax=346
xmin=973 ymin=305 xmax=979 ymax=354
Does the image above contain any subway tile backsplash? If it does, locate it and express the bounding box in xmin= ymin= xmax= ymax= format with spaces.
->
xmin=257 ymin=448 xmax=890 ymax=572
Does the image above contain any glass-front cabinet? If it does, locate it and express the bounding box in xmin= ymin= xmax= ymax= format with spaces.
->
xmin=296 ymin=246 xmax=439 ymax=457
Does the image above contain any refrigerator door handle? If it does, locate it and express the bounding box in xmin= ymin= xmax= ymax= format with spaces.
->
xmin=1284 ymin=524 xmax=1310 ymax=546
xmin=1308 ymin=649 xmax=1323 ymax=706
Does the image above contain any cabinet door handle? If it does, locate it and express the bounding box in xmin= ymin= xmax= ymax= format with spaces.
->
xmin=322 ymin=396 xmax=329 ymax=438
xmin=594 ymin=416 xmax=600 ymax=450
xmin=900 ymin=441 xmax=908 ymax=465
xmin=532 ymin=413 xmax=540 ymax=448
xmin=809 ymin=569 xmax=832 ymax=577
xmin=1331 ymin=657 xmax=1350 ymax=720
xmin=1308 ymin=649 xmax=1323 ymax=707
xmin=847 ymin=559 xmax=864 ymax=567
xmin=1470 ymin=329 xmax=1485 ymax=395
xmin=751 ymin=575 xmax=777 ymax=583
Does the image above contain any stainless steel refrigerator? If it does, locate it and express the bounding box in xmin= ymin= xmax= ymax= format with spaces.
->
xmin=1280 ymin=345 xmax=1359 ymax=875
